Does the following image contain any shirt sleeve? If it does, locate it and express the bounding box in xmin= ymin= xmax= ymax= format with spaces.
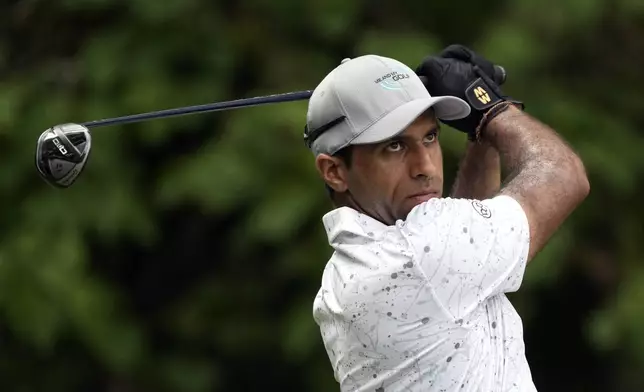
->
xmin=400 ymin=195 xmax=530 ymax=319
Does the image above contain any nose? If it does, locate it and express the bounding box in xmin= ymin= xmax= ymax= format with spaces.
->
xmin=408 ymin=144 xmax=437 ymax=179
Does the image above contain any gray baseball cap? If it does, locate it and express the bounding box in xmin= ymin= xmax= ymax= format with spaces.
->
xmin=304 ymin=55 xmax=471 ymax=156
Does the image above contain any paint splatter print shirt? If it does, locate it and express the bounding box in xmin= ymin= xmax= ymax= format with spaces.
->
xmin=313 ymin=195 xmax=537 ymax=392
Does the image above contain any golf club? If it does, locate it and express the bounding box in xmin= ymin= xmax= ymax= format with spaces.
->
xmin=35 ymin=90 xmax=314 ymax=188
xmin=34 ymin=64 xmax=506 ymax=189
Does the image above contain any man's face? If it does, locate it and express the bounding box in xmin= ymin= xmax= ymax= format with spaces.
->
xmin=317 ymin=112 xmax=444 ymax=225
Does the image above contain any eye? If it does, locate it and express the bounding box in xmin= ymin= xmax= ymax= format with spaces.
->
xmin=385 ymin=141 xmax=404 ymax=152
xmin=425 ymin=132 xmax=438 ymax=144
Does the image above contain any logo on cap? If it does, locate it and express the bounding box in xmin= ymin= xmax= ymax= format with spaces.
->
xmin=473 ymin=86 xmax=491 ymax=104
xmin=374 ymin=70 xmax=410 ymax=91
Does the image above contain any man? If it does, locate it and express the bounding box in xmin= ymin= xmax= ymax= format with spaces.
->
xmin=306 ymin=45 xmax=589 ymax=392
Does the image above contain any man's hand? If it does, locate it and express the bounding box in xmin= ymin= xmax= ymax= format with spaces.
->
xmin=416 ymin=44 xmax=523 ymax=140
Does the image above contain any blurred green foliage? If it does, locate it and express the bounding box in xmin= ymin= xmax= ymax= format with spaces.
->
xmin=1 ymin=0 xmax=644 ymax=391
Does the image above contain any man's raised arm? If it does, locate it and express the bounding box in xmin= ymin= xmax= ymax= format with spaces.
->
xmin=416 ymin=44 xmax=589 ymax=262
xmin=486 ymin=105 xmax=589 ymax=261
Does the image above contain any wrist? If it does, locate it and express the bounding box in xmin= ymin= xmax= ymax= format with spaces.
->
xmin=466 ymin=136 xmax=492 ymax=150
xmin=481 ymin=104 xmax=523 ymax=141
xmin=475 ymin=102 xmax=522 ymax=141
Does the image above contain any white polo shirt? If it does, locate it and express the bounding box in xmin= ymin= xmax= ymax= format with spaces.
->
xmin=312 ymin=195 xmax=537 ymax=392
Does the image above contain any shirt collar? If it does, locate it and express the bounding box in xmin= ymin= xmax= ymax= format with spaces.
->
xmin=322 ymin=207 xmax=388 ymax=248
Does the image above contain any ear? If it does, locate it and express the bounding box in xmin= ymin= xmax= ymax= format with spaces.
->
xmin=315 ymin=154 xmax=349 ymax=193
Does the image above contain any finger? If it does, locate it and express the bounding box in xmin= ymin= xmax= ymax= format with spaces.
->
xmin=440 ymin=45 xmax=501 ymax=84
xmin=415 ymin=56 xmax=448 ymax=80
xmin=470 ymin=53 xmax=497 ymax=81
xmin=439 ymin=44 xmax=474 ymax=62
xmin=419 ymin=57 xmax=474 ymax=83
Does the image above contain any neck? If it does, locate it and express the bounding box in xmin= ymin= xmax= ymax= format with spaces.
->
xmin=333 ymin=191 xmax=392 ymax=226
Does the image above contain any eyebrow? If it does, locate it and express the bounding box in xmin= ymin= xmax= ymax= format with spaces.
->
xmin=387 ymin=125 xmax=441 ymax=142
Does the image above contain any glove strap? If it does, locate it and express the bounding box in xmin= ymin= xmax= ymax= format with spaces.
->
xmin=472 ymin=101 xmax=517 ymax=141
xmin=464 ymin=78 xmax=504 ymax=111
xmin=467 ymin=65 xmax=525 ymax=141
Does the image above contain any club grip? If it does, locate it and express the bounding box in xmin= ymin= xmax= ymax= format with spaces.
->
xmin=494 ymin=65 xmax=507 ymax=85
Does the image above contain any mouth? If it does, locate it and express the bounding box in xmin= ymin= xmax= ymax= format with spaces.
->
xmin=407 ymin=191 xmax=440 ymax=204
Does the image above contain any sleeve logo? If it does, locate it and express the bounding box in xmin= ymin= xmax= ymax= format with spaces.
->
xmin=472 ymin=200 xmax=492 ymax=218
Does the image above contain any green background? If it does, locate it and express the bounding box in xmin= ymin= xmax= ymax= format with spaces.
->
xmin=1 ymin=0 xmax=643 ymax=390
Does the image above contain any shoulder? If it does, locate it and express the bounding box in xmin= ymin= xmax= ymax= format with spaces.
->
xmin=399 ymin=195 xmax=529 ymax=257
xmin=398 ymin=197 xmax=530 ymax=317
xmin=403 ymin=195 xmax=526 ymax=228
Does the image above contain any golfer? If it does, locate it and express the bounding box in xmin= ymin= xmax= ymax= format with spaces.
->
xmin=305 ymin=45 xmax=589 ymax=392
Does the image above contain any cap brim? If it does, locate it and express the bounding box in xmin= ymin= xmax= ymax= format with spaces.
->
xmin=351 ymin=96 xmax=470 ymax=145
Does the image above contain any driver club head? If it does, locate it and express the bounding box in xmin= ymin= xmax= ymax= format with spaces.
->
xmin=35 ymin=123 xmax=92 ymax=188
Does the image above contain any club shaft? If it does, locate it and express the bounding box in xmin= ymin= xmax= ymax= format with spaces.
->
xmin=81 ymin=90 xmax=314 ymax=129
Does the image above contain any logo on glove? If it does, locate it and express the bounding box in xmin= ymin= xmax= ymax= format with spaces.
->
xmin=473 ymin=86 xmax=491 ymax=104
